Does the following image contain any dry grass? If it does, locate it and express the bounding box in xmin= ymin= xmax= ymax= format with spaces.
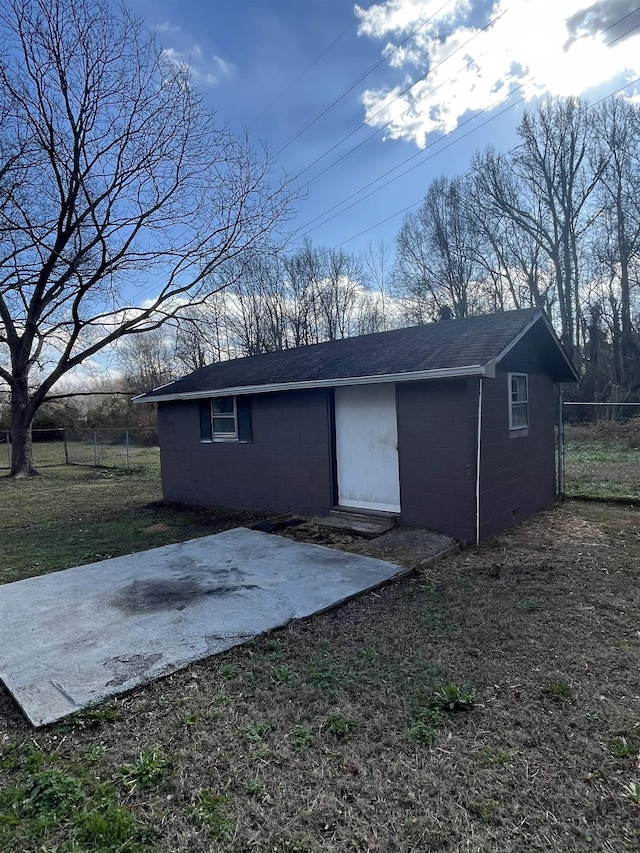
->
xmin=0 ymin=473 xmax=638 ymax=851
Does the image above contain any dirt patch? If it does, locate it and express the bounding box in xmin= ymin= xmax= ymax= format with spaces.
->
xmin=279 ymin=518 xmax=457 ymax=568
xmin=142 ymin=523 xmax=173 ymax=534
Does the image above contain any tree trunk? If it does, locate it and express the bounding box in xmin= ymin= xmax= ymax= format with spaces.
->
xmin=9 ymin=378 xmax=37 ymax=477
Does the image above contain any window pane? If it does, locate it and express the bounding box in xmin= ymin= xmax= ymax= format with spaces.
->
xmin=213 ymin=397 xmax=234 ymax=415
xmin=213 ymin=417 xmax=236 ymax=434
xmin=511 ymin=375 xmax=527 ymax=402
xmin=511 ymin=402 xmax=528 ymax=429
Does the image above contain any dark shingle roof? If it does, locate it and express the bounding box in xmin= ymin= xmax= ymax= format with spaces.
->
xmin=137 ymin=309 xmax=577 ymax=401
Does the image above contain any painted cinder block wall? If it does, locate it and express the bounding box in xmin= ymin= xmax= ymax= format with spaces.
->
xmin=157 ymin=388 xmax=335 ymax=516
xmin=478 ymin=370 xmax=555 ymax=541
xmin=395 ymin=379 xmax=478 ymax=542
xmin=477 ymin=327 xmax=559 ymax=541
xmin=157 ymin=361 xmax=558 ymax=542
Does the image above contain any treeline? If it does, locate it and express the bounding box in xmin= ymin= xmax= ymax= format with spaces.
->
xmin=395 ymin=95 xmax=640 ymax=401
xmin=5 ymin=94 xmax=639 ymax=433
xmin=167 ymin=239 xmax=398 ymax=371
xmin=160 ymin=94 xmax=640 ymax=403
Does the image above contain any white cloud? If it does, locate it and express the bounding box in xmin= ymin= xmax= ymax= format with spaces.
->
xmin=355 ymin=0 xmax=640 ymax=147
xmin=161 ymin=46 xmax=235 ymax=87
xmin=155 ymin=22 xmax=181 ymax=35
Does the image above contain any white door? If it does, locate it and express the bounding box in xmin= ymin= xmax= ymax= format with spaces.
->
xmin=335 ymin=384 xmax=400 ymax=513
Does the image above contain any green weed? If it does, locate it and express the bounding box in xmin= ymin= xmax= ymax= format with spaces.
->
xmin=324 ymin=714 xmax=357 ymax=738
xmin=20 ymin=769 xmax=85 ymax=818
xmin=291 ymin=726 xmax=315 ymax=752
xmin=22 ymin=743 xmax=49 ymax=772
xmin=83 ymin=745 xmax=108 ymax=764
xmin=68 ymin=708 xmax=120 ymax=729
xmin=623 ymin=781 xmax=640 ymax=805
xmin=479 ymin=747 xmax=512 ymax=766
xmin=542 ymin=680 xmax=573 ymax=701
xmin=609 ymin=723 xmax=640 ymax=759
xmin=119 ymin=749 xmax=173 ymax=792
xmin=272 ymin=666 xmax=293 ymax=684
xmin=73 ymin=802 xmax=147 ymax=850
xmin=279 ymin=839 xmax=310 ymax=852
xmin=474 ymin=798 xmax=499 ymax=822
xmin=408 ymin=723 xmax=438 ymax=744
xmin=182 ymin=711 xmax=202 ymax=727
xmin=430 ymin=683 xmax=475 ymax=712
xmin=242 ymin=721 xmax=273 ymax=743
xmin=305 ymin=664 xmax=343 ymax=688
xmin=190 ymin=790 xmax=233 ymax=841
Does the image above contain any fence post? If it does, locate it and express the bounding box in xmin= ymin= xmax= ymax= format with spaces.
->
xmin=93 ymin=430 xmax=98 ymax=466
xmin=125 ymin=430 xmax=130 ymax=471
xmin=63 ymin=427 xmax=69 ymax=464
xmin=557 ymin=389 xmax=564 ymax=500
xmin=6 ymin=431 xmax=10 ymax=468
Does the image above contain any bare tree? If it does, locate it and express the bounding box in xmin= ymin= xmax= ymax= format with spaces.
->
xmin=359 ymin=240 xmax=396 ymax=332
xmin=394 ymin=176 xmax=483 ymax=321
xmin=222 ymin=252 xmax=289 ymax=356
xmin=466 ymin=178 xmax=555 ymax=314
xmin=591 ymin=97 xmax=640 ymax=392
xmin=0 ymin=0 xmax=293 ymax=475
xmin=317 ymin=248 xmax=360 ymax=340
xmin=174 ymin=298 xmax=232 ymax=372
xmin=473 ymin=98 xmax=604 ymax=361
xmin=117 ymin=329 xmax=177 ymax=396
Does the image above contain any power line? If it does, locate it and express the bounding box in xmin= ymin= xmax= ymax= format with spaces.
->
xmin=608 ymin=21 xmax=640 ymax=48
xmin=293 ymin=6 xmax=509 ymax=184
xmin=295 ymin=10 xmax=640 ymax=245
xmin=273 ymin=0 xmax=456 ymax=157
xmin=299 ymin=81 xmax=528 ymax=236
xmin=248 ymin=18 xmax=357 ymax=129
xmin=601 ymin=5 xmax=640 ymax=37
xmin=330 ymin=73 xmax=640 ymax=250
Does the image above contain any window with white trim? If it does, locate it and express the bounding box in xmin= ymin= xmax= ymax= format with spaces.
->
xmin=212 ymin=396 xmax=237 ymax=439
xmin=200 ymin=396 xmax=252 ymax=443
xmin=508 ymin=373 xmax=528 ymax=430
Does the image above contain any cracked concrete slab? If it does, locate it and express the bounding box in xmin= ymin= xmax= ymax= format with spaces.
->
xmin=0 ymin=528 xmax=406 ymax=727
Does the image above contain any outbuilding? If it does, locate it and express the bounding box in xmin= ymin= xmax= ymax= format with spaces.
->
xmin=136 ymin=309 xmax=578 ymax=543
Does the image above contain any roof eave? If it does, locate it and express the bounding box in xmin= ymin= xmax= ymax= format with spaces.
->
xmin=133 ymin=363 xmax=494 ymax=404
xmin=494 ymin=310 xmax=579 ymax=382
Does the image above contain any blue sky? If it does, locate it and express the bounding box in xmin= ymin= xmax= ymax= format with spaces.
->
xmin=129 ymin=0 xmax=640 ymax=256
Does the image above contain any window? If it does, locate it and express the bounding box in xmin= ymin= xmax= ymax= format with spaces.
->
xmin=199 ymin=397 xmax=252 ymax=443
xmin=212 ymin=396 xmax=237 ymax=439
xmin=509 ymin=373 xmax=528 ymax=431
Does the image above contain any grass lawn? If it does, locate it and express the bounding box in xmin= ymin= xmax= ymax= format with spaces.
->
xmin=0 ymin=466 xmax=639 ymax=851
xmin=564 ymin=422 xmax=640 ymax=501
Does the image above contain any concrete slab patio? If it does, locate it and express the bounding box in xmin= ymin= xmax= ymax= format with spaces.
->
xmin=0 ymin=528 xmax=407 ymax=727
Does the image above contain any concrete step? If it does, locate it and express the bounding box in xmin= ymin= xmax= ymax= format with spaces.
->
xmin=316 ymin=509 xmax=397 ymax=538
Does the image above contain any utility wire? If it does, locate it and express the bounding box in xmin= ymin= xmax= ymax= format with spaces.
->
xmin=608 ymin=21 xmax=640 ymax=48
xmin=248 ymin=19 xmax=357 ymax=129
xmin=273 ymin=0 xmax=455 ymax=157
xmin=296 ymin=9 xmax=640 ymax=242
xmin=299 ymin=81 xmax=528 ymax=237
xmin=293 ymin=6 xmax=509 ymax=183
xmin=331 ymin=73 xmax=640 ymax=250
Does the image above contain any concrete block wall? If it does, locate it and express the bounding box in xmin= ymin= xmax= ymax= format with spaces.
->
xmin=478 ymin=370 xmax=556 ymax=540
xmin=396 ymin=379 xmax=477 ymax=542
xmin=158 ymin=389 xmax=335 ymax=516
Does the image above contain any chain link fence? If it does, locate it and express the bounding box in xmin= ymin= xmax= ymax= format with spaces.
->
xmin=0 ymin=427 xmax=159 ymax=471
xmin=561 ymin=402 xmax=640 ymax=502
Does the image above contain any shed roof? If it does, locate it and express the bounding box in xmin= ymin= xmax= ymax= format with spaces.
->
xmin=135 ymin=308 xmax=578 ymax=403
